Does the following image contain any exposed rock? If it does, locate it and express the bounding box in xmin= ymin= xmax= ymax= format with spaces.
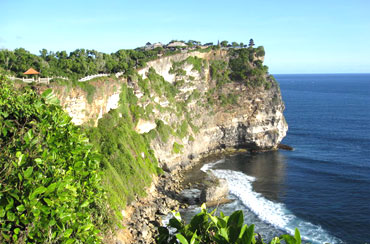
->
xmin=180 ymin=188 xmax=202 ymax=205
xmin=278 ymin=143 xmax=294 ymax=151
xmin=135 ymin=119 xmax=157 ymax=134
xmin=200 ymin=173 xmax=229 ymax=203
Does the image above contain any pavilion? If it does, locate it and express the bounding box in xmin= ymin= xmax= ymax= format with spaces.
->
xmin=23 ymin=68 xmax=40 ymax=83
xmin=24 ymin=68 xmax=40 ymax=76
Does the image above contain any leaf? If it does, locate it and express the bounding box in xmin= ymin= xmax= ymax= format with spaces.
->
xmin=270 ymin=237 xmax=280 ymax=244
xmin=7 ymin=211 xmax=16 ymax=221
xmin=190 ymin=231 xmax=198 ymax=244
xmin=176 ymin=234 xmax=189 ymax=244
xmin=23 ymin=167 xmax=33 ymax=178
xmin=34 ymin=158 xmax=43 ymax=164
xmin=24 ymin=129 xmax=34 ymax=144
xmin=228 ymin=210 xmax=244 ymax=228
xmin=294 ymin=228 xmax=301 ymax=244
xmin=18 ymin=173 xmax=23 ymax=182
xmin=64 ymin=229 xmax=73 ymax=238
xmin=0 ymin=208 xmax=5 ymax=217
xmin=16 ymin=205 xmax=25 ymax=212
xmin=65 ymin=239 xmax=74 ymax=244
xmin=6 ymin=197 xmax=14 ymax=210
xmin=42 ymin=89 xmax=60 ymax=105
xmin=169 ymin=218 xmax=183 ymax=230
xmin=2 ymin=127 xmax=7 ymax=136
xmin=280 ymin=234 xmax=296 ymax=244
xmin=45 ymin=182 xmax=58 ymax=194
xmin=219 ymin=227 xmax=229 ymax=241
xmin=241 ymin=224 xmax=255 ymax=244
xmin=80 ymin=200 xmax=89 ymax=208
xmin=209 ymin=215 xmax=219 ymax=226
xmin=239 ymin=225 xmax=248 ymax=239
xmin=29 ymin=186 xmax=47 ymax=199
xmin=172 ymin=210 xmax=182 ymax=222
xmin=17 ymin=153 xmax=26 ymax=167
xmin=189 ymin=212 xmax=207 ymax=232
xmin=200 ymin=203 xmax=206 ymax=211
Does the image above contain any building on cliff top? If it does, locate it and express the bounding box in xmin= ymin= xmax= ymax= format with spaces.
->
xmin=167 ymin=41 xmax=187 ymax=47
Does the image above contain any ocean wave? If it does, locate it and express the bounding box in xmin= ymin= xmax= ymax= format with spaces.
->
xmin=202 ymin=165 xmax=343 ymax=244
xmin=200 ymin=158 xmax=226 ymax=171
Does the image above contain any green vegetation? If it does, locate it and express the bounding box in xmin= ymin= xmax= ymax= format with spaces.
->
xmin=172 ymin=142 xmax=184 ymax=154
xmin=228 ymin=47 xmax=271 ymax=88
xmin=210 ymin=60 xmax=231 ymax=88
xmin=0 ymin=47 xmax=168 ymax=79
xmin=185 ymin=56 xmax=204 ymax=74
xmin=0 ymin=40 xmax=280 ymax=242
xmin=156 ymin=119 xmax=174 ymax=143
xmin=0 ymin=78 xmax=106 ymax=243
xmin=157 ymin=204 xmax=302 ymax=244
xmin=219 ymin=93 xmax=239 ymax=106
xmin=176 ymin=121 xmax=189 ymax=139
xmin=86 ymin=84 xmax=161 ymax=213
xmin=77 ymin=81 xmax=97 ymax=104
xmin=146 ymin=67 xmax=178 ymax=103
xmin=169 ymin=60 xmax=187 ymax=77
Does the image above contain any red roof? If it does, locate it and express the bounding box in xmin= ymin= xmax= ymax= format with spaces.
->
xmin=24 ymin=68 xmax=40 ymax=75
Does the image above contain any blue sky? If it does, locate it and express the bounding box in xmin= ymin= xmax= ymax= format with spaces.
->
xmin=0 ymin=0 xmax=369 ymax=74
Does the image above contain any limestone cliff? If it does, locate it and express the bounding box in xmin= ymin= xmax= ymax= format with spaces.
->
xmin=51 ymin=49 xmax=287 ymax=170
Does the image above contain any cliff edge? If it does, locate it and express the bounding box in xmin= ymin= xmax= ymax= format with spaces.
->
xmin=52 ymin=49 xmax=287 ymax=170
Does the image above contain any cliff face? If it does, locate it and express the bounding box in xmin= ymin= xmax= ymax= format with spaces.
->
xmin=52 ymin=50 xmax=287 ymax=170
xmin=49 ymin=79 xmax=122 ymax=126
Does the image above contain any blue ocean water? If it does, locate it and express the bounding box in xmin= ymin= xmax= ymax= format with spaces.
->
xmin=197 ymin=74 xmax=370 ymax=243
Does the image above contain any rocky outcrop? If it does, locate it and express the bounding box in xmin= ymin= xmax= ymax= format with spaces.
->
xmin=200 ymin=173 xmax=229 ymax=203
xmin=50 ymin=78 xmax=122 ymax=126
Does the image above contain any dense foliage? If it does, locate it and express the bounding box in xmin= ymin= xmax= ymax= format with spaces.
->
xmin=0 ymin=39 xmax=259 ymax=81
xmin=0 ymin=78 xmax=106 ymax=243
xmin=0 ymin=47 xmax=176 ymax=80
xmin=228 ymin=47 xmax=272 ymax=89
xmin=157 ymin=204 xmax=302 ymax=244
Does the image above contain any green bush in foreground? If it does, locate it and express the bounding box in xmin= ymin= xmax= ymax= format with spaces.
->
xmin=0 ymin=78 xmax=106 ymax=243
xmin=157 ymin=204 xmax=302 ymax=244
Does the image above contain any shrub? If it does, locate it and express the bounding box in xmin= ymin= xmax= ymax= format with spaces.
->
xmin=157 ymin=204 xmax=302 ymax=244
xmin=186 ymin=56 xmax=203 ymax=74
xmin=176 ymin=121 xmax=189 ymax=139
xmin=172 ymin=142 xmax=184 ymax=154
xmin=156 ymin=120 xmax=174 ymax=143
xmin=0 ymin=78 xmax=106 ymax=243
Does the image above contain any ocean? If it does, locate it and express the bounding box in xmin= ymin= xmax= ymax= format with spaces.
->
xmin=183 ymin=74 xmax=370 ymax=243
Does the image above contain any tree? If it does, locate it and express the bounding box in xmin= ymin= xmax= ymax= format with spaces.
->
xmin=220 ymin=40 xmax=228 ymax=47
xmin=232 ymin=42 xmax=239 ymax=47
xmin=39 ymin=49 xmax=48 ymax=59
xmin=249 ymin=38 xmax=255 ymax=47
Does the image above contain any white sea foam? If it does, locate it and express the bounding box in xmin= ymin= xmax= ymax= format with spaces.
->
xmin=202 ymin=163 xmax=343 ymax=244
xmin=200 ymin=158 xmax=225 ymax=172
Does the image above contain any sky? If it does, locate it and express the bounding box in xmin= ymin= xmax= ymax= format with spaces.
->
xmin=0 ymin=0 xmax=369 ymax=74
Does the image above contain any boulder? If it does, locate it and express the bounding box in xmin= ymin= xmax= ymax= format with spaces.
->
xmin=200 ymin=173 xmax=229 ymax=203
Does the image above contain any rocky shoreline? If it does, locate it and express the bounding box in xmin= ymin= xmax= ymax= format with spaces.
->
xmin=114 ymin=147 xmax=249 ymax=244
